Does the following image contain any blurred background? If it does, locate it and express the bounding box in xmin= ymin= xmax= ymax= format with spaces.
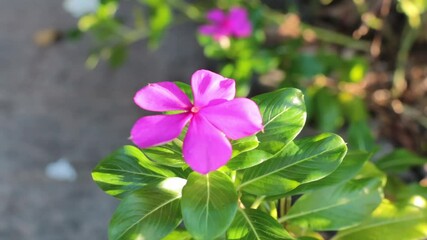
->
xmin=1 ymin=0 xmax=427 ymax=239
xmin=0 ymin=1 xmax=206 ymax=239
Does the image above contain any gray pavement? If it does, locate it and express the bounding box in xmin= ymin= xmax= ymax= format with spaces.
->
xmin=0 ymin=1 xmax=206 ymax=239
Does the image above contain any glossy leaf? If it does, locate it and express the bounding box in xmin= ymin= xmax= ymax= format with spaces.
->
xmin=254 ymin=88 xmax=306 ymax=153
xmin=227 ymin=208 xmax=294 ymax=240
xmin=163 ymin=230 xmax=193 ymax=240
xmin=240 ymin=133 xmax=347 ymax=197
xmin=228 ymin=88 xmax=306 ymax=170
xmin=181 ymin=171 xmax=238 ymax=240
xmin=333 ymin=200 xmax=427 ymax=240
xmin=282 ymin=178 xmax=383 ymax=231
xmin=109 ymin=177 xmax=186 ymax=240
xmin=92 ymin=145 xmax=175 ymax=198
xmin=284 ymin=151 xmax=370 ymax=196
xmin=143 ymin=140 xmax=186 ymax=168
xmin=231 ymin=136 xmax=260 ymax=158
xmin=375 ymin=149 xmax=427 ymax=173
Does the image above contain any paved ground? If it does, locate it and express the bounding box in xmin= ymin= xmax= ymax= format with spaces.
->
xmin=0 ymin=1 xmax=206 ymax=239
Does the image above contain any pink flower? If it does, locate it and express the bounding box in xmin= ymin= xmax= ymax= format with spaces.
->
xmin=130 ymin=70 xmax=263 ymax=174
xmin=199 ymin=7 xmax=252 ymax=40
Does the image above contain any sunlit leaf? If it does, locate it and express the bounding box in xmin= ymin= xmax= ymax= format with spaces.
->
xmin=240 ymin=133 xmax=347 ymax=197
xmin=163 ymin=230 xmax=193 ymax=240
xmin=92 ymin=145 xmax=175 ymax=198
xmin=231 ymin=136 xmax=259 ymax=158
xmin=181 ymin=171 xmax=238 ymax=239
xmin=283 ymin=178 xmax=383 ymax=230
xmin=143 ymin=140 xmax=186 ymax=168
xmin=109 ymin=177 xmax=186 ymax=240
xmin=333 ymin=199 xmax=427 ymax=240
xmin=284 ymin=151 xmax=370 ymax=196
xmin=227 ymin=209 xmax=294 ymax=240
xmin=228 ymin=88 xmax=306 ymax=170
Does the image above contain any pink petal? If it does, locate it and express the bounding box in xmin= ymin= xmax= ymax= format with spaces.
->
xmin=200 ymin=98 xmax=263 ymax=140
xmin=130 ymin=113 xmax=192 ymax=148
xmin=206 ymin=8 xmax=226 ymax=22
xmin=229 ymin=7 xmax=252 ymax=37
xmin=134 ymin=82 xmax=192 ymax=112
xmin=199 ymin=25 xmax=219 ymax=36
xmin=191 ymin=69 xmax=235 ymax=108
xmin=183 ymin=115 xmax=232 ymax=174
xmin=229 ymin=7 xmax=249 ymax=21
xmin=232 ymin=22 xmax=252 ymax=38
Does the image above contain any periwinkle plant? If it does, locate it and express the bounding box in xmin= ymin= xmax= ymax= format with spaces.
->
xmin=92 ymin=69 xmax=394 ymax=240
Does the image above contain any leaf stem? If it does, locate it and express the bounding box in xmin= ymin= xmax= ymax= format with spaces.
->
xmin=250 ymin=196 xmax=265 ymax=209
xmin=264 ymin=9 xmax=370 ymax=51
xmin=231 ymin=171 xmax=237 ymax=183
xmin=392 ymin=20 xmax=421 ymax=97
xmin=278 ymin=197 xmax=293 ymax=224
xmin=269 ymin=201 xmax=278 ymax=219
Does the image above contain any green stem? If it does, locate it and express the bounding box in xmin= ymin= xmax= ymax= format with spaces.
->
xmin=264 ymin=9 xmax=370 ymax=51
xmin=166 ymin=0 xmax=203 ymax=21
xmin=269 ymin=201 xmax=278 ymax=219
xmin=250 ymin=196 xmax=265 ymax=209
xmin=278 ymin=210 xmax=295 ymax=223
xmin=301 ymin=23 xmax=370 ymax=51
xmin=231 ymin=171 xmax=237 ymax=183
xmin=278 ymin=197 xmax=293 ymax=223
xmin=392 ymin=21 xmax=421 ymax=97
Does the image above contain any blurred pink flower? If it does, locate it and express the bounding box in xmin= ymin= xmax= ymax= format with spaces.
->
xmin=130 ymin=70 xmax=263 ymax=174
xmin=199 ymin=7 xmax=252 ymax=40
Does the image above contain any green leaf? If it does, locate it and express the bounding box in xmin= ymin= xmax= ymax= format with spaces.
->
xmin=254 ymin=88 xmax=307 ymax=153
xmin=355 ymin=161 xmax=387 ymax=187
xmin=347 ymin=121 xmax=375 ymax=151
xmin=314 ymin=88 xmax=343 ymax=132
xmin=231 ymin=136 xmax=259 ymax=158
xmin=109 ymin=177 xmax=186 ymax=240
xmin=339 ymin=57 xmax=368 ymax=83
xmin=395 ymin=183 xmax=427 ymax=201
xmin=227 ymin=208 xmax=294 ymax=240
xmin=282 ymin=178 xmax=383 ymax=231
xmin=228 ymin=88 xmax=307 ymax=170
xmin=143 ymin=140 xmax=186 ymax=168
xmin=341 ymin=95 xmax=368 ymax=122
xmin=284 ymin=151 xmax=371 ymax=196
xmin=333 ymin=200 xmax=427 ymax=240
xmin=175 ymin=81 xmax=193 ymax=102
xmin=181 ymin=171 xmax=238 ymax=240
xmin=239 ymin=133 xmax=347 ymax=197
xmin=146 ymin=2 xmax=172 ymax=48
xmin=163 ymin=230 xmax=193 ymax=240
xmin=109 ymin=45 xmax=127 ymax=68
xmin=375 ymin=149 xmax=427 ymax=173
xmin=295 ymin=53 xmax=326 ymax=78
xmin=91 ymin=145 xmax=175 ymax=198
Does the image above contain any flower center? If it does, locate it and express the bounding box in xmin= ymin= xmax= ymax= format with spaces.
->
xmin=190 ymin=106 xmax=199 ymax=113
